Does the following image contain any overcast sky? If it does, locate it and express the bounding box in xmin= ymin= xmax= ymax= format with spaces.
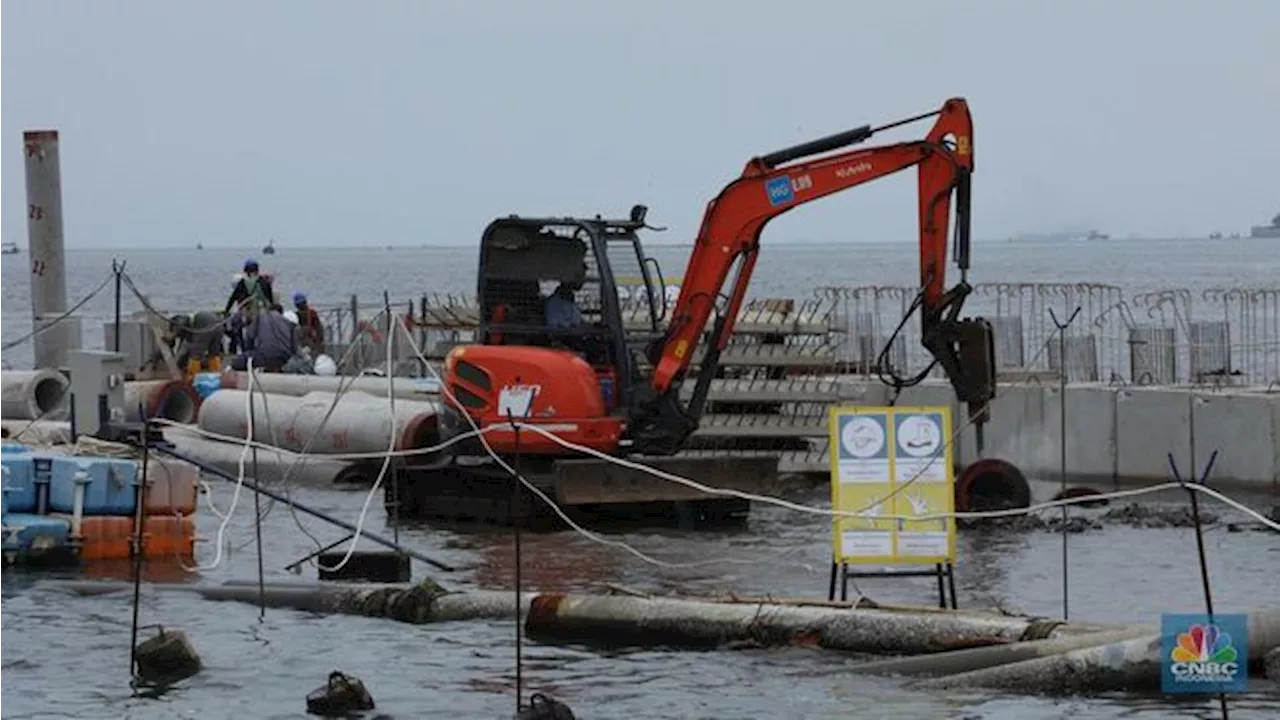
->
xmin=3 ymin=0 xmax=1277 ymax=249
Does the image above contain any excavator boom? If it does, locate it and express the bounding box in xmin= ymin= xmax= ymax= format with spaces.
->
xmin=629 ymin=98 xmax=995 ymax=455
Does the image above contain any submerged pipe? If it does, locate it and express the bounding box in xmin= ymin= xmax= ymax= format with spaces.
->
xmin=46 ymin=579 xmax=528 ymax=623
xmin=197 ymin=389 xmax=439 ymax=455
xmin=913 ymin=606 xmax=1280 ymax=693
xmin=523 ymin=594 xmax=1102 ymax=656
xmin=852 ymin=626 xmax=1150 ymax=677
xmin=1 ymin=369 xmax=70 ymax=421
xmin=124 ymin=380 xmax=200 ymax=424
xmin=164 ymin=430 xmax=376 ymax=486
xmin=47 ymin=578 xmax=1106 ymax=659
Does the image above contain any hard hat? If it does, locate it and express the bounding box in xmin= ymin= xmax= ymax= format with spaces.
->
xmin=243 ymin=258 xmax=259 ymax=272
xmin=282 ymin=310 xmax=299 ymax=325
xmin=292 ymin=291 xmax=307 ymax=305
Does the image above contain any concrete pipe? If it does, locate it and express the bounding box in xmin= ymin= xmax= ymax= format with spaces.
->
xmin=164 ymin=431 xmax=377 ymax=486
xmin=124 ymin=380 xmax=200 ymax=424
xmin=523 ymin=594 xmax=1098 ymax=656
xmin=0 ymin=419 xmax=74 ymax=445
xmin=914 ymin=605 xmax=1280 ymax=694
xmin=1 ymin=369 xmax=70 ymax=421
xmin=955 ymin=458 xmax=1032 ymax=515
xmin=219 ymin=371 xmax=441 ymax=400
xmin=196 ymin=389 xmax=439 ymax=456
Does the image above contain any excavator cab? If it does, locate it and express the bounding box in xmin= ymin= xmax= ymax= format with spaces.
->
xmin=443 ymin=208 xmax=669 ymax=456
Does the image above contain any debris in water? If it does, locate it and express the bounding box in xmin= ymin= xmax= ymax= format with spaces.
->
xmin=515 ymin=692 xmax=577 ymax=719
xmin=973 ymin=503 xmax=1224 ymax=533
xmin=1098 ymin=504 xmax=1219 ymax=528
xmin=133 ymin=627 xmax=202 ymax=685
xmin=306 ymin=671 xmax=375 ymax=717
xmin=1265 ymin=647 xmax=1280 ymax=681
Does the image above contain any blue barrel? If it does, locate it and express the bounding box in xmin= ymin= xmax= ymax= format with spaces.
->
xmin=192 ymin=372 xmax=222 ymax=400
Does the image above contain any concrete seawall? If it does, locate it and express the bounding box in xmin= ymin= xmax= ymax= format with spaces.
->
xmin=885 ymin=380 xmax=1280 ymax=493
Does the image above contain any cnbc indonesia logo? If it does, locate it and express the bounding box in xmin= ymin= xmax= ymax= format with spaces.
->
xmin=1168 ymin=623 xmax=1240 ymax=684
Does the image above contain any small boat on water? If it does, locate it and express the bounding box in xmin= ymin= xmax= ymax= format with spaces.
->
xmin=263 ymin=239 xmax=276 ymax=255
xmin=1 ymin=242 xmax=19 ymax=255
xmin=1250 ymin=212 xmax=1280 ymax=239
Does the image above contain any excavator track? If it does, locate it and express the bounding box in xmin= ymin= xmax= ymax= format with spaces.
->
xmin=386 ymin=453 xmax=777 ymax=530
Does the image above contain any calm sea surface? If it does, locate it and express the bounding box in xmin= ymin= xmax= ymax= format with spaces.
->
xmin=2 ymin=237 xmax=1279 ymax=718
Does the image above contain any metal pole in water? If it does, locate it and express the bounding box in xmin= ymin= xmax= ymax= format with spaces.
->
xmin=513 ymin=419 xmax=524 ymax=715
xmin=128 ymin=414 xmax=152 ymax=682
xmin=249 ymin=367 xmax=266 ymax=619
xmin=23 ymin=130 xmax=71 ymax=370
xmin=1169 ymin=449 xmax=1228 ymax=720
xmin=1048 ymin=306 xmax=1080 ymax=621
xmin=383 ymin=291 xmax=401 ymax=546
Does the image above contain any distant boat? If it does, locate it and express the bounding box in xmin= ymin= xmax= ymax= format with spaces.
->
xmin=1209 ymin=232 xmax=1223 ymax=240
xmin=1 ymin=241 xmax=18 ymax=255
xmin=1086 ymin=230 xmax=1110 ymax=241
xmin=196 ymin=242 xmax=204 ymax=250
xmin=263 ymin=239 xmax=276 ymax=255
xmin=1249 ymin=212 xmax=1280 ymax=239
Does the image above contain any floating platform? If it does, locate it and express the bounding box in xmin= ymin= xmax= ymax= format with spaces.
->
xmin=1 ymin=441 xmax=198 ymax=567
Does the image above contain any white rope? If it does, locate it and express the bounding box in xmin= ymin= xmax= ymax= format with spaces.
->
xmin=400 ymin=330 xmax=1279 ymax=572
xmin=312 ymin=304 xmax=401 ymax=573
xmin=187 ymin=357 xmax=260 ymax=571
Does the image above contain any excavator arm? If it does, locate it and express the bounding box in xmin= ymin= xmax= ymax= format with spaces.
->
xmin=629 ymin=97 xmax=996 ymax=455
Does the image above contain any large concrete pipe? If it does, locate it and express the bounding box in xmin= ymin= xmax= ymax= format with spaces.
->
xmin=196 ymin=389 xmax=439 ymax=456
xmin=123 ymin=380 xmax=200 ymax=424
xmin=219 ymin=371 xmax=440 ymax=400
xmin=1 ymin=369 xmax=70 ymax=421
xmin=955 ymin=458 xmax=1032 ymax=515
xmin=164 ymin=430 xmax=377 ymax=486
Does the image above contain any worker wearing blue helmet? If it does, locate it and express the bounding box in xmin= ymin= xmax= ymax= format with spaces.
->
xmin=292 ymin=291 xmax=326 ymax=355
xmin=225 ymin=258 xmax=274 ymax=351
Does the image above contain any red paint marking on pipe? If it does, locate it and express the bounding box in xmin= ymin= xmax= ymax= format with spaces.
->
xmin=526 ymin=594 xmax=565 ymax=626
xmin=398 ymin=412 xmax=438 ymax=452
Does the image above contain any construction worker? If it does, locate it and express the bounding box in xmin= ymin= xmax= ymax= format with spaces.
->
xmin=225 ymin=259 xmax=274 ymax=350
xmin=231 ymin=304 xmax=299 ymax=373
xmin=292 ymin=291 xmax=326 ymax=355
xmin=145 ymin=311 xmax=225 ymax=376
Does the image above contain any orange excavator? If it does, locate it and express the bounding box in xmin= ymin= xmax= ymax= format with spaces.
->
xmin=434 ymin=98 xmax=996 ymax=512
